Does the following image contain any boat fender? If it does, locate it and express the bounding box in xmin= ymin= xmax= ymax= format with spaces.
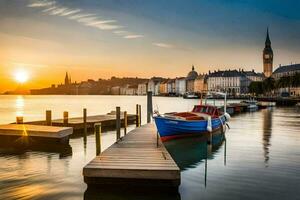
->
xmin=207 ymin=116 xmax=212 ymax=132
xmin=224 ymin=112 xmax=231 ymax=121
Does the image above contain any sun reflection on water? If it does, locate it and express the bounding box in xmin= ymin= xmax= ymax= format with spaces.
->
xmin=15 ymin=95 xmax=24 ymax=117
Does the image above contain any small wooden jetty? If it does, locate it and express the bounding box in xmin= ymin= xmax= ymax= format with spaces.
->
xmin=0 ymin=124 xmax=73 ymax=146
xmin=83 ymin=123 xmax=180 ymax=189
xmin=25 ymin=111 xmax=137 ymax=132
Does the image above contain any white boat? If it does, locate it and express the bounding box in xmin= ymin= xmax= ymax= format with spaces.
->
xmin=241 ymin=99 xmax=258 ymax=110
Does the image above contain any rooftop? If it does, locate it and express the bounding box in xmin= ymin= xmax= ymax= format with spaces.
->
xmin=273 ymin=64 xmax=300 ymax=74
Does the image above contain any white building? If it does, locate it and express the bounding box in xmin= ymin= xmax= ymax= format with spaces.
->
xmin=272 ymin=64 xmax=300 ymax=80
xmin=207 ymin=70 xmax=249 ymax=95
xmin=167 ymin=79 xmax=176 ymax=94
xmin=137 ymin=83 xmax=147 ymax=95
xmin=148 ymin=77 xmax=164 ymax=96
xmin=175 ymin=77 xmax=186 ymax=96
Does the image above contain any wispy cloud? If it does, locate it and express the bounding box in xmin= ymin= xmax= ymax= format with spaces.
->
xmin=28 ymin=0 xmax=141 ymax=38
xmin=27 ymin=0 xmax=55 ymax=8
xmin=153 ymin=42 xmax=174 ymax=48
xmin=113 ymin=30 xmax=129 ymax=35
xmin=124 ymin=35 xmax=144 ymax=39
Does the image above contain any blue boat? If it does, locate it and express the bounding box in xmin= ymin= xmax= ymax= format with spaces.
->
xmin=154 ymin=105 xmax=229 ymax=141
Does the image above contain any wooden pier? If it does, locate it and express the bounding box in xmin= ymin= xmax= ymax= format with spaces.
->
xmin=0 ymin=124 xmax=73 ymax=146
xmin=83 ymin=123 xmax=180 ymax=189
xmin=24 ymin=111 xmax=137 ymax=132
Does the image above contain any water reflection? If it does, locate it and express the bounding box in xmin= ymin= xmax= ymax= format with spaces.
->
xmin=15 ymin=95 xmax=24 ymax=117
xmin=262 ymin=108 xmax=273 ymax=167
xmin=0 ymin=144 xmax=72 ymax=158
xmin=164 ymin=133 xmax=225 ymax=170
xmin=84 ymin=186 xmax=181 ymax=200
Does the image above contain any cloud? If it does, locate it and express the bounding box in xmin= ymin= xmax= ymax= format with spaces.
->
xmin=123 ymin=35 xmax=144 ymax=39
xmin=153 ymin=42 xmax=174 ymax=48
xmin=27 ymin=0 xmax=56 ymax=8
xmin=27 ymin=0 xmax=144 ymax=40
xmin=113 ymin=30 xmax=129 ymax=35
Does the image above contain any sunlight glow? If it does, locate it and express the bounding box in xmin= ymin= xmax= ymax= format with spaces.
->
xmin=14 ymin=69 xmax=29 ymax=83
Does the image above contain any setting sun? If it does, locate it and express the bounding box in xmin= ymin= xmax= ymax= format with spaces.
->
xmin=14 ymin=69 xmax=29 ymax=83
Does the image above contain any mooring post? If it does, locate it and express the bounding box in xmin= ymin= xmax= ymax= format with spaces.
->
xmin=63 ymin=111 xmax=68 ymax=126
xmin=138 ymin=104 xmax=142 ymax=126
xmin=16 ymin=116 xmax=23 ymax=124
xmin=147 ymin=91 xmax=153 ymax=123
xmin=156 ymin=131 xmax=159 ymax=148
xmin=95 ymin=123 xmax=101 ymax=156
xmin=46 ymin=110 xmax=52 ymax=126
xmin=116 ymin=106 xmax=121 ymax=141
xmin=136 ymin=104 xmax=139 ymax=127
xmin=124 ymin=111 xmax=127 ymax=135
xmin=83 ymin=108 xmax=87 ymax=137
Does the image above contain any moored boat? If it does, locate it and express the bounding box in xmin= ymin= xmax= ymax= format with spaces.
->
xmin=241 ymin=99 xmax=258 ymax=111
xmin=154 ymin=104 xmax=230 ymax=141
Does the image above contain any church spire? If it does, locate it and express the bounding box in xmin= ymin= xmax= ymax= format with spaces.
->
xmin=65 ymin=72 xmax=69 ymax=85
xmin=265 ymin=27 xmax=271 ymax=47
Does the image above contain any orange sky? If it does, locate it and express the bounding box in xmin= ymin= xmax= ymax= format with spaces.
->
xmin=1 ymin=0 xmax=300 ymax=93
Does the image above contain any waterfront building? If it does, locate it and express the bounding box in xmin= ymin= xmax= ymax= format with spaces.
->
xmin=272 ymin=64 xmax=300 ymax=80
xmin=148 ymin=77 xmax=164 ymax=96
xmin=125 ymin=85 xmax=138 ymax=95
xmin=186 ymin=66 xmax=198 ymax=93
xmin=263 ymin=28 xmax=273 ymax=77
xmin=111 ymin=86 xmax=120 ymax=95
xmin=272 ymin=64 xmax=300 ymax=96
xmin=167 ymin=79 xmax=176 ymax=94
xmin=207 ymin=69 xmax=249 ymax=95
xmin=159 ymin=80 xmax=169 ymax=95
xmin=194 ymin=73 xmax=208 ymax=94
xmin=137 ymin=83 xmax=147 ymax=95
xmin=175 ymin=77 xmax=186 ymax=96
xmin=243 ymin=70 xmax=264 ymax=82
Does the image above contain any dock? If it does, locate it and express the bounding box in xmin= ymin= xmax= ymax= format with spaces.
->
xmin=0 ymin=124 xmax=73 ymax=146
xmin=25 ymin=111 xmax=137 ymax=132
xmin=83 ymin=123 xmax=180 ymax=189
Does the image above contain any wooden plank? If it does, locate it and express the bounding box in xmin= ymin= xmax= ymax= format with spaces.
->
xmin=83 ymin=123 xmax=180 ymax=188
xmin=0 ymin=124 xmax=73 ymax=138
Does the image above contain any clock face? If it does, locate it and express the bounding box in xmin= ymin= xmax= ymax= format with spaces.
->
xmin=264 ymin=54 xmax=270 ymax=59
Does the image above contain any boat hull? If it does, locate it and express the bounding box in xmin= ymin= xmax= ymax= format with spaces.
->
xmin=154 ymin=116 xmax=226 ymax=141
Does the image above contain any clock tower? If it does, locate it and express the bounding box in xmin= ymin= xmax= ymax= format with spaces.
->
xmin=263 ymin=28 xmax=273 ymax=77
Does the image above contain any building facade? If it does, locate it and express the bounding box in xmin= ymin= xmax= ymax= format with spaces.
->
xmin=175 ymin=77 xmax=186 ymax=96
xmin=137 ymin=83 xmax=147 ymax=95
xmin=207 ymin=70 xmax=249 ymax=95
xmin=194 ymin=74 xmax=208 ymax=93
xmin=272 ymin=64 xmax=300 ymax=80
xmin=186 ymin=66 xmax=198 ymax=93
xmin=148 ymin=77 xmax=164 ymax=96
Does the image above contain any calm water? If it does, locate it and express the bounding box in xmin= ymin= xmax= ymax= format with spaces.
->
xmin=0 ymin=95 xmax=299 ymax=200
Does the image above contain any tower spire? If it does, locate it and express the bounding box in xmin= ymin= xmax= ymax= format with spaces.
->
xmin=65 ymin=72 xmax=69 ymax=85
xmin=265 ymin=27 xmax=271 ymax=46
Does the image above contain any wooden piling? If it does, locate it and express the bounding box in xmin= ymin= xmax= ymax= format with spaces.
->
xmin=136 ymin=104 xmax=139 ymax=127
xmin=63 ymin=111 xmax=68 ymax=126
xmin=124 ymin=111 xmax=127 ymax=135
xmin=138 ymin=104 xmax=142 ymax=126
xmin=16 ymin=116 xmax=23 ymax=124
xmin=46 ymin=110 xmax=52 ymax=126
xmin=95 ymin=123 xmax=101 ymax=156
xmin=147 ymin=91 xmax=153 ymax=123
xmin=83 ymin=108 xmax=87 ymax=136
xmin=116 ymin=107 xmax=121 ymax=141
